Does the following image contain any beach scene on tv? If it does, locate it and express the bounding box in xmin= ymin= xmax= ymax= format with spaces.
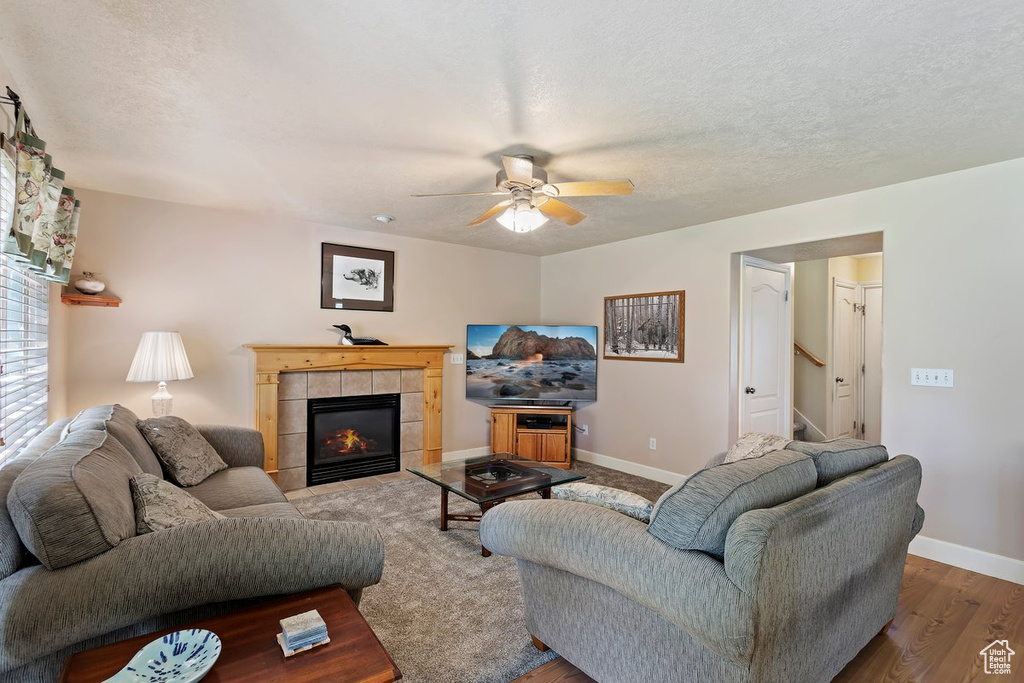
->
xmin=466 ymin=325 xmax=598 ymax=401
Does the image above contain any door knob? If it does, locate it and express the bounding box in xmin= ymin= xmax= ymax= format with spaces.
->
xmin=744 ymin=386 xmax=756 ymax=394
xmin=835 ymin=377 xmax=844 ymax=383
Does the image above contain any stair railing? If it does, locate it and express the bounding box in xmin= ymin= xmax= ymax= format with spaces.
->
xmin=794 ymin=341 xmax=825 ymax=367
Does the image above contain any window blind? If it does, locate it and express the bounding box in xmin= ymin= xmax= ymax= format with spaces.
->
xmin=0 ymin=150 xmax=48 ymax=465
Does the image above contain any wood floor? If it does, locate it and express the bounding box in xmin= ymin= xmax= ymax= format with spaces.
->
xmin=515 ymin=555 xmax=1024 ymax=682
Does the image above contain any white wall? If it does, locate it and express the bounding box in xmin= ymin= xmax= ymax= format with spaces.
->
xmin=857 ymin=255 xmax=883 ymax=282
xmin=793 ymin=259 xmax=828 ymax=434
xmin=542 ymin=157 xmax=1024 ymax=564
xmin=64 ymin=189 xmax=541 ymax=452
xmin=829 ymin=255 xmax=861 ymax=283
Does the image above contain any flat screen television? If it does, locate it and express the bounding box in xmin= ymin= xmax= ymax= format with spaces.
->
xmin=466 ymin=324 xmax=598 ymax=402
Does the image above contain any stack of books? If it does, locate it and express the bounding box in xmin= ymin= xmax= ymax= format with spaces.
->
xmin=277 ymin=609 xmax=330 ymax=657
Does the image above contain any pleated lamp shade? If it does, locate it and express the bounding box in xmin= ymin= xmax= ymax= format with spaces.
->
xmin=126 ymin=331 xmax=194 ymax=382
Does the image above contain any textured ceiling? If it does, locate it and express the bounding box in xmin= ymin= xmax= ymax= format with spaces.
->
xmin=1 ymin=1 xmax=1023 ymax=256
xmin=747 ymin=233 xmax=884 ymax=263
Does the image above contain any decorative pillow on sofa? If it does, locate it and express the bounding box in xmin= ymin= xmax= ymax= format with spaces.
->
xmin=137 ymin=417 xmax=228 ymax=486
xmin=63 ymin=404 xmax=166 ymax=477
xmin=7 ymin=430 xmax=142 ymax=570
xmin=723 ymin=432 xmax=792 ymax=464
xmin=551 ymin=482 xmax=655 ymax=523
xmin=130 ymin=473 xmax=225 ymax=534
xmin=704 ymin=451 xmax=727 ymax=469
xmin=785 ymin=438 xmax=889 ymax=486
xmin=647 ymin=450 xmax=817 ymax=559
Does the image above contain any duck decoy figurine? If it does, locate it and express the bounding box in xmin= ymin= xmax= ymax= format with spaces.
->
xmin=333 ymin=324 xmax=388 ymax=346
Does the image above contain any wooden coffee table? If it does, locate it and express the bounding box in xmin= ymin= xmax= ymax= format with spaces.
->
xmin=408 ymin=453 xmax=585 ymax=557
xmin=59 ymin=586 xmax=401 ymax=682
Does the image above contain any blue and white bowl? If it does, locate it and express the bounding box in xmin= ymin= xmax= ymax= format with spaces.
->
xmin=106 ymin=629 xmax=222 ymax=683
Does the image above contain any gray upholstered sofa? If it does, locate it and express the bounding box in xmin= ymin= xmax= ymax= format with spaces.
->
xmin=0 ymin=404 xmax=385 ymax=682
xmin=480 ymin=440 xmax=925 ymax=683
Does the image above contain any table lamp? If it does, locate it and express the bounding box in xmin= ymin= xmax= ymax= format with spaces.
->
xmin=126 ymin=331 xmax=194 ymax=416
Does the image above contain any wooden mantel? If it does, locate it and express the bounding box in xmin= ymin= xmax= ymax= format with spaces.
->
xmin=245 ymin=345 xmax=452 ymax=481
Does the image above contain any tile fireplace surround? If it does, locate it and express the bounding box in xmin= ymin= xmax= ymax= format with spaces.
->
xmin=246 ymin=345 xmax=451 ymax=491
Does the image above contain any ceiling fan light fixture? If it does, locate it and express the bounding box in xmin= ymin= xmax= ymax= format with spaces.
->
xmin=496 ymin=205 xmax=548 ymax=233
xmin=413 ymin=154 xmax=632 ymax=230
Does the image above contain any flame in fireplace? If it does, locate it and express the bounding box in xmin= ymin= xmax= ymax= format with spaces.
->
xmin=323 ymin=428 xmax=375 ymax=455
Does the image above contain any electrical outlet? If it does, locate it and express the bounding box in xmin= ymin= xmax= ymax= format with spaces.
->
xmin=649 ymin=437 xmax=657 ymax=450
xmin=580 ymin=424 xmax=589 ymax=436
xmin=910 ymin=368 xmax=954 ymax=387
xmin=450 ymin=353 xmax=465 ymax=365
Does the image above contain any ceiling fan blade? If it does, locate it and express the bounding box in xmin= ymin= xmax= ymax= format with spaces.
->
xmin=467 ymin=200 xmax=511 ymax=227
xmin=537 ymin=198 xmax=586 ymax=226
xmin=502 ymin=155 xmax=534 ymax=186
xmin=548 ymin=180 xmax=634 ymax=197
xmin=411 ymin=191 xmax=507 ymax=197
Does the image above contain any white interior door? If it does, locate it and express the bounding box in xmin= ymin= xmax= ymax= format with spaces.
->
xmin=740 ymin=257 xmax=792 ymax=436
xmin=861 ymin=283 xmax=883 ymax=442
xmin=831 ymin=279 xmax=857 ymax=438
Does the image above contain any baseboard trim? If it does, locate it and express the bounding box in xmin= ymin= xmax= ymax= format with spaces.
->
xmin=445 ymin=447 xmax=1022 ymax=583
xmin=441 ymin=447 xmax=491 ymax=462
xmin=910 ymin=535 xmax=1024 ymax=584
xmin=573 ymin=448 xmax=687 ymax=486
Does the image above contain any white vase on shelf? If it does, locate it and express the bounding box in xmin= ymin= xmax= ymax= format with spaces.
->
xmin=73 ymin=272 xmax=106 ymax=295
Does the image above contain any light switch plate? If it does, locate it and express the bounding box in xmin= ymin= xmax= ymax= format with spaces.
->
xmin=450 ymin=352 xmax=465 ymax=365
xmin=911 ymin=368 xmax=954 ymax=387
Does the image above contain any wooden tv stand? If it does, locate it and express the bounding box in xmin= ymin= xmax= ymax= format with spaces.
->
xmin=490 ymin=405 xmax=573 ymax=469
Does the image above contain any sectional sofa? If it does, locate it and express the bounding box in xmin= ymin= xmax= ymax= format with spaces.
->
xmin=482 ymin=439 xmax=925 ymax=683
xmin=0 ymin=404 xmax=384 ymax=682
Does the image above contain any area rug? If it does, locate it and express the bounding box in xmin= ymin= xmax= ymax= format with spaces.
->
xmin=294 ymin=462 xmax=669 ymax=683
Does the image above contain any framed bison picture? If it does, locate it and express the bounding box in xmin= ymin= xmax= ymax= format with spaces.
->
xmin=320 ymin=243 xmax=395 ymax=311
xmin=603 ymin=290 xmax=684 ymax=362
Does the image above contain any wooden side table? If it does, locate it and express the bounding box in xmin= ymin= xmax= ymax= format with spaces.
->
xmin=59 ymin=587 xmax=401 ymax=682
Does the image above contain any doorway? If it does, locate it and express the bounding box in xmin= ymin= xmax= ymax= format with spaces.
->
xmin=826 ymin=254 xmax=883 ymax=442
xmin=832 ymin=278 xmax=858 ymax=438
xmin=861 ymin=282 xmax=882 ymax=442
xmin=738 ymin=256 xmax=793 ymax=437
xmin=730 ymin=233 xmax=884 ymax=444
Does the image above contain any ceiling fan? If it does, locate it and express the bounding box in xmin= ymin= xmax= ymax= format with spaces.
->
xmin=412 ymin=155 xmax=634 ymax=233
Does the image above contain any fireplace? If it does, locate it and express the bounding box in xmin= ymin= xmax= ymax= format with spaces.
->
xmin=307 ymin=394 xmax=401 ymax=485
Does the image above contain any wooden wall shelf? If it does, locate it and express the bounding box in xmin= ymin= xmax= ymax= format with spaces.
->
xmin=61 ymin=289 xmax=121 ymax=307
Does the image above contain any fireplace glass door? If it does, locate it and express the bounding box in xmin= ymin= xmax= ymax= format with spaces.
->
xmin=307 ymin=394 xmax=401 ymax=485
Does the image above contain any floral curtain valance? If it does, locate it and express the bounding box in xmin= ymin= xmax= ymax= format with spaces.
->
xmin=1 ymin=89 xmax=81 ymax=284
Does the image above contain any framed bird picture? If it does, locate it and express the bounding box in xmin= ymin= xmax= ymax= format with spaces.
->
xmin=320 ymin=243 xmax=395 ymax=312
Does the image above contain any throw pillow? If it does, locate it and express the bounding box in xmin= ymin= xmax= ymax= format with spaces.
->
xmin=785 ymin=438 xmax=889 ymax=486
xmin=7 ymin=430 xmax=142 ymax=570
xmin=130 ymin=473 xmax=225 ymax=534
xmin=63 ymin=404 xmax=165 ymax=476
xmin=137 ymin=416 xmax=229 ymax=486
xmin=723 ymin=432 xmax=792 ymax=464
xmin=647 ymin=450 xmax=817 ymax=558
xmin=704 ymin=451 xmax=727 ymax=469
xmin=551 ymin=482 xmax=655 ymax=523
